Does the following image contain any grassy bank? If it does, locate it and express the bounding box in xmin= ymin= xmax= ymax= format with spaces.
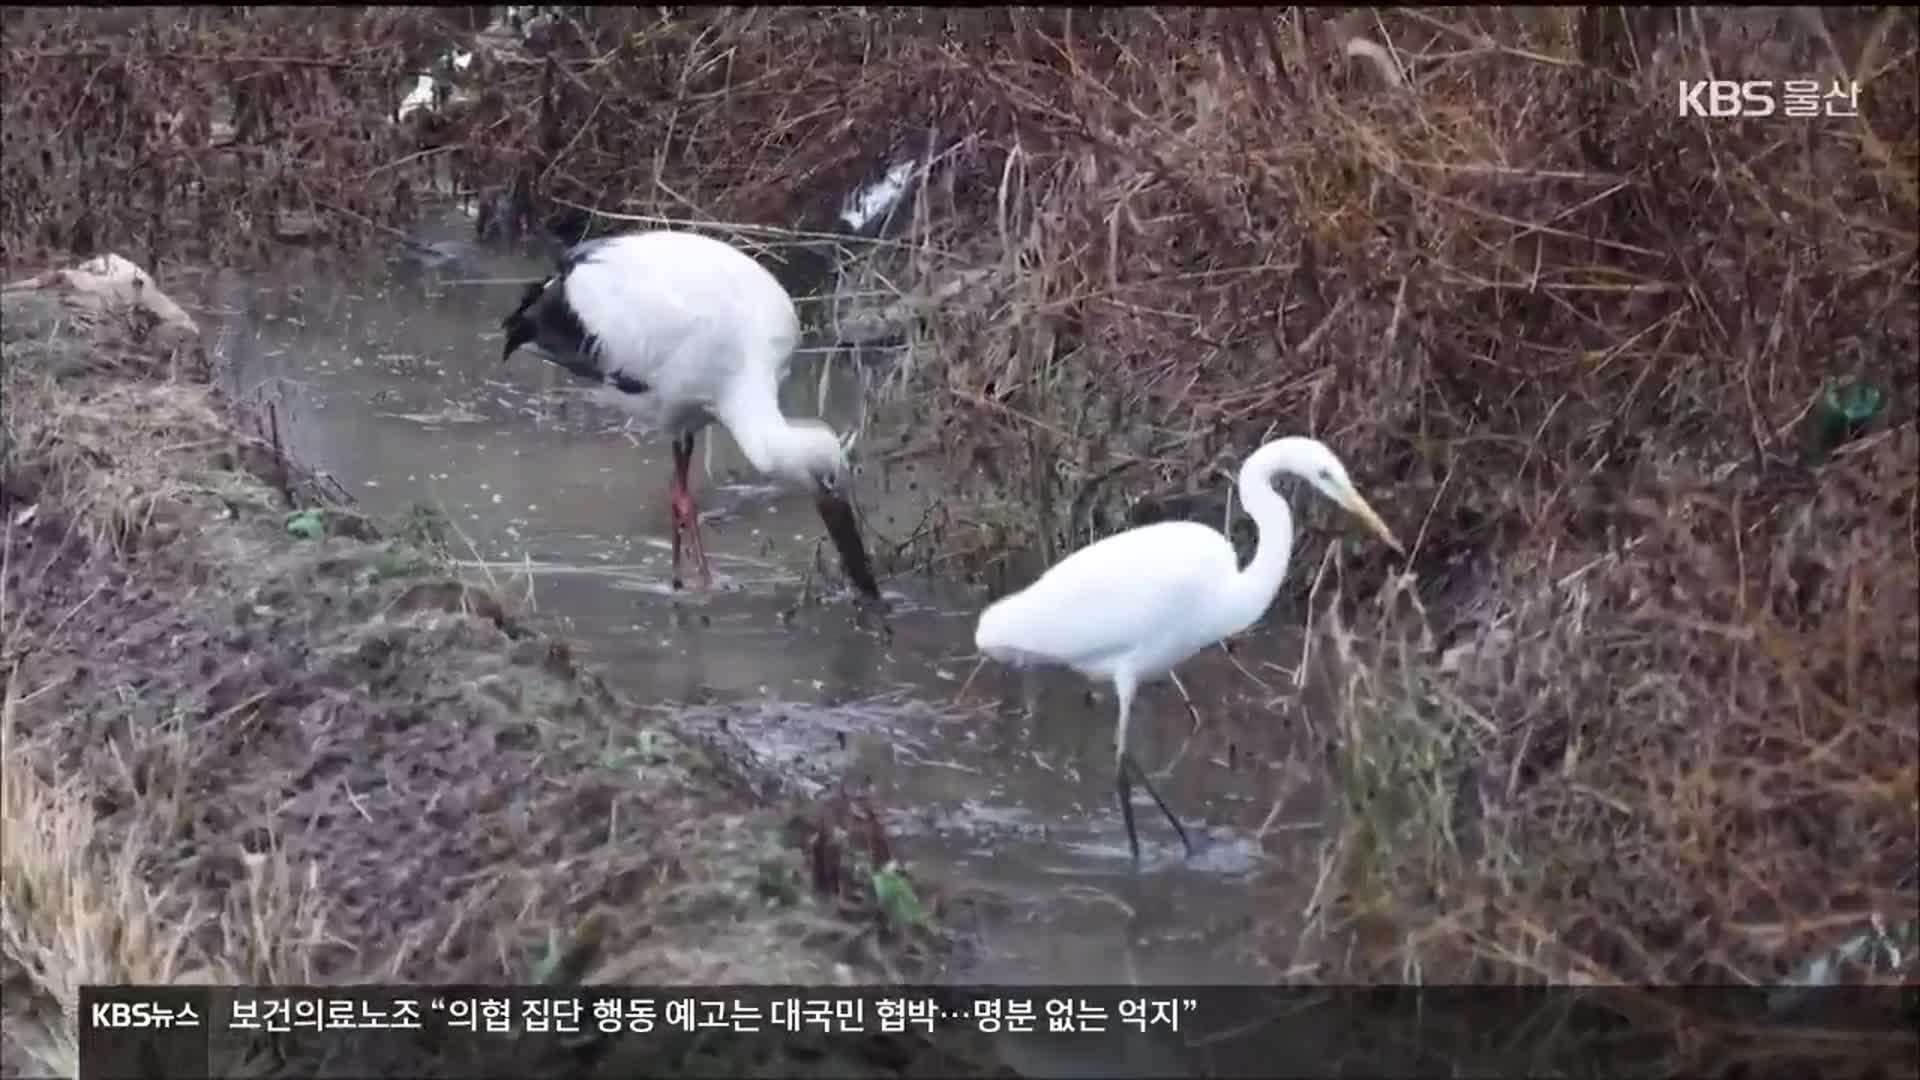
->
xmin=0 ymin=282 xmax=989 ymax=1076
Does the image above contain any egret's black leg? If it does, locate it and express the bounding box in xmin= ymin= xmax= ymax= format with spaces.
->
xmin=1117 ymin=764 xmax=1143 ymax=863
xmin=1112 ymin=677 xmax=1195 ymax=864
xmin=1123 ymin=752 xmax=1194 ymax=860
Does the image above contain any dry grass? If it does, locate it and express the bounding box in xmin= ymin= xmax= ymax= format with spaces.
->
xmin=2 ymin=672 xmax=203 ymax=1079
xmin=1324 ymin=454 xmax=1919 ymax=980
xmin=0 ymin=664 xmax=340 ymax=1076
xmin=0 ymin=6 xmax=459 ymax=272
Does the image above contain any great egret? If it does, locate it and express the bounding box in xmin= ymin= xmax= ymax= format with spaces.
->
xmin=973 ymin=436 xmax=1402 ymax=863
xmin=499 ymin=230 xmax=880 ymax=600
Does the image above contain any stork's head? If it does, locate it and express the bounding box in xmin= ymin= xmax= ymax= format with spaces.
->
xmin=500 ymin=278 xmax=550 ymax=362
xmin=770 ymin=420 xmax=849 ymax=488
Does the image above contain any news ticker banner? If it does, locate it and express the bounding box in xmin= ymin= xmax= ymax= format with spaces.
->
xmin=80 ymin=982 xmax=1917 ymax=1080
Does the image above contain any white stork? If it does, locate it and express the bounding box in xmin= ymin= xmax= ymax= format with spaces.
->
xmin=500 ymin=230 xmax=880 ymax=600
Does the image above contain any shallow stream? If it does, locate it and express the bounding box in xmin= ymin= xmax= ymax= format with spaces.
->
xmin=196 ymin=210 xmax=1349 ymax=988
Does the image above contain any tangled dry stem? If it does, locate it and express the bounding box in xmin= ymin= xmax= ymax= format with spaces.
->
xmin=0 ymin=6 xmax=462 ymax=272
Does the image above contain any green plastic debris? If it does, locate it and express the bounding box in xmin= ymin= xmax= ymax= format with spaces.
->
xmin=284 ymin=508 xmax=327 ymax=540
xmin=870 ymin=862 xmax=931 ymax=930
xmin=1800 ymin=382 xmax=1884 ymax=466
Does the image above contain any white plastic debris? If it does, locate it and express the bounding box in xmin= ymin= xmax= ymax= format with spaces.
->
xmin=840 ymin=161 xmax=914 ymax=231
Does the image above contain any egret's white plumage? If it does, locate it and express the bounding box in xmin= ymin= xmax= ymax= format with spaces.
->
xmin=974 ymin=436 xmax=1402 ymax=863
xmin=500 ymin=230 xmax=878 ymax=598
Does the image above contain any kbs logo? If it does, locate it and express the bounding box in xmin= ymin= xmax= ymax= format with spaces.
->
xmin=91 ymin=1001 xmax=173 ymax=1028
xmin=1679 ymin=79 xmax=1862 ymax=119
xmin=1678 ymin=80 xmax=1776 ymax=117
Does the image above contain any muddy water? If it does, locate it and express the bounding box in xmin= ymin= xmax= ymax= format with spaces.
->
xmin=197 ymin=212 xmax=1345 ymax=987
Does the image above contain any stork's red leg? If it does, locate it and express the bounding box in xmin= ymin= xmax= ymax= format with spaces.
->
xmin=668 ymin=471 xmax=686 ymax=591
xmin=670 ymin=433 xmax=714 ymax=589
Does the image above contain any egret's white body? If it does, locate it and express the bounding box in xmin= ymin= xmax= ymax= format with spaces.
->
xmin=500 ymin=230 xmax=877 ymax=598
xmin=974 ymin=437 xmax=1402 ymax=862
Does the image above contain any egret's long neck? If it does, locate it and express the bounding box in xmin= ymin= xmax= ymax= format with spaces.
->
xmin=1218 ymin=451 xmax=1297 ymax=633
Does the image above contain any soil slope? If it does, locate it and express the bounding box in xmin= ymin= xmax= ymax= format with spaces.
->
xmin=0 ymin=264 xmax=980 ymax=1077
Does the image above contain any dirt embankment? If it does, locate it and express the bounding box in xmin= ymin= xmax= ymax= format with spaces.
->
xmin=0 ymin=261 xmax=987 ymax=1077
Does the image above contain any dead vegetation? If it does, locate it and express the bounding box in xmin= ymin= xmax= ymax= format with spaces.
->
xmin=0 ymin=6 xmax=459 ymax=272
xmin=3 ymin=2 xmax=1917 ymax=1070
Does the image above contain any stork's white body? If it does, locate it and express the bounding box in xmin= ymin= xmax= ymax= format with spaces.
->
xmin=499 ymin=229 xmax=878 ymax=598
xmin=973 ymin=437 xmax=1402 ymax=861
xmin=561 ymin=231 xmax=803 ymax=462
